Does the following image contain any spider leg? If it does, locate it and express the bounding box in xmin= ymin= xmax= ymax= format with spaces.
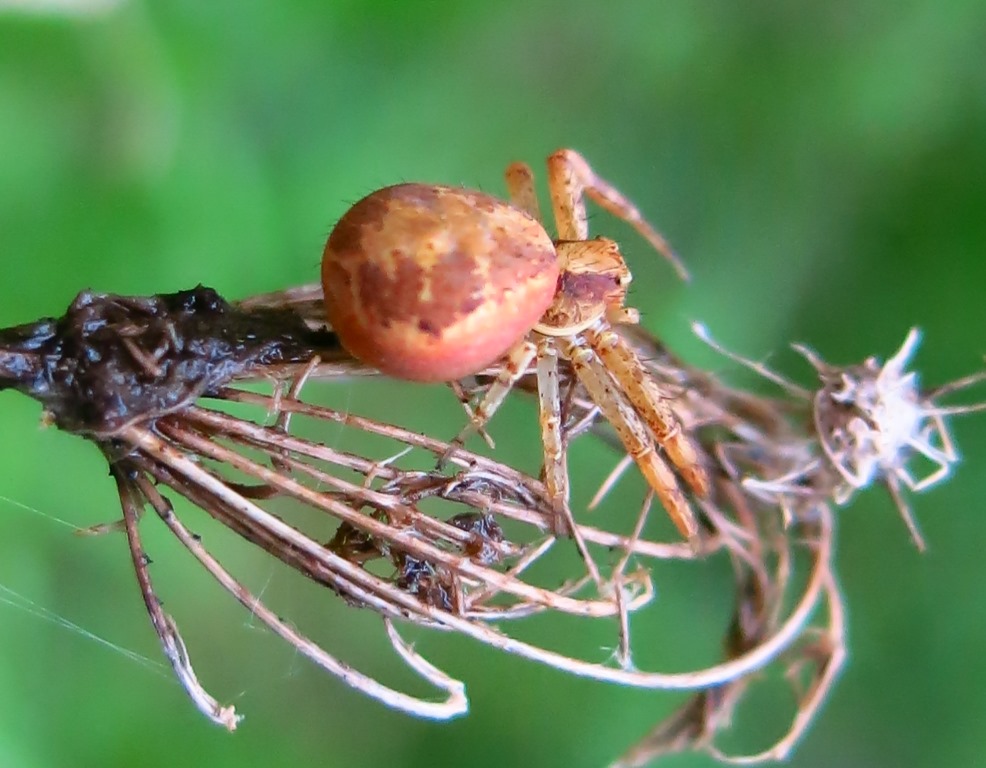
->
xmin=534 ymin=338 xmax=604 ymax=582
xmin=546 ymin=148 xmax=689 ymax=280
xmin=534 ymin=336 xmax=588 ymax=541
xmin=535 ymin=338 xmax=568 ymax=520
xmin=450 ymin=338 xmax=537 ymax=449
xmin=504 ymin=161 xmax=541 ymax=220
xmin=448 ymin=380 xmax=496 ymax=449
xmin=584 ymin=320 xmax=710 ymax=497
xmin=449 ymin=333 xmax=574 ymax=535
xmin=559 ymin=338 xmax=699 ymax=546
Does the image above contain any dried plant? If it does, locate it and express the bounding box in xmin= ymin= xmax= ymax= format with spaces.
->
xmin=1 ymin=282 xmax=982 ymax=764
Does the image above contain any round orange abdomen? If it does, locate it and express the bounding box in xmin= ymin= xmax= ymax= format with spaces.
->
xmin=322 ymin=184 xmax=559 ymax=381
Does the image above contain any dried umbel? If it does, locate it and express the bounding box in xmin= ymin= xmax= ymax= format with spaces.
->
xmin=2 ymin=277 xmax=982 ymax=765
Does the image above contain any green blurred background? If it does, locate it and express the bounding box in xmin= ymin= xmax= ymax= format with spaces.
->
xmin=1 ymin=2 xmax=985 ymax=767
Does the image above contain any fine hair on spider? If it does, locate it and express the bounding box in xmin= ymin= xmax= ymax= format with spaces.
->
xmin=320 ymin=149 xmax=710 ymax=547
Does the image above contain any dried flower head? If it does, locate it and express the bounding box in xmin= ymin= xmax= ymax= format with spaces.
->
xmin=796 ymin=327 xmax=986 ymax=549
xmin=0 ymin=287 xmax=982 ymax=764
xmin=0 ymin=283 xmax=840 ymax=756
xmin=695 ymin=322 xmax=986 ymax=551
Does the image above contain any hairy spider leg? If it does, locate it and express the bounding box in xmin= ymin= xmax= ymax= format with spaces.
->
xmin=504 ymin=161 xmax=541 ymax=221
xmin=558 ymin=337 xmax=697 ymax=544
xmin=534 ymin=337 xmax=572 ymax=536
xmin=547 ymin=149 xmax=689 ymax=280
xmin=583 ymin=320 xmax=709 ymax=496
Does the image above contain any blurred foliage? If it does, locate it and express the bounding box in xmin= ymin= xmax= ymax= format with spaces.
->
xmin=1 ymin=2 xmax=984 ymax=767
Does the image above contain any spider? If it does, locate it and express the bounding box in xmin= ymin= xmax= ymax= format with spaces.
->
xmin=321 ymin=149 xmax=710 ymax=543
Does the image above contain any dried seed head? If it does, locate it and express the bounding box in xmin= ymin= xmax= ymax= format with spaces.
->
xmin=693 ymin=322 xmax=986 ymax=549
xmin=798 ymin=328 xmax=929 ymax=492
xmin=797 ymin=328 xmax=969 ymax=548
xmin=321 ymin=184 xmax=560 ymax=381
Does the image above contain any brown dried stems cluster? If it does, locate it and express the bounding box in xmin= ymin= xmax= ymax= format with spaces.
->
xmin=1 ymin=283 xmax=983 ymax=765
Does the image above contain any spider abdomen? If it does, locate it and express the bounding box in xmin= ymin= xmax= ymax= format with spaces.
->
xmin=322 ymin=183 xmax=559 ymax=381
